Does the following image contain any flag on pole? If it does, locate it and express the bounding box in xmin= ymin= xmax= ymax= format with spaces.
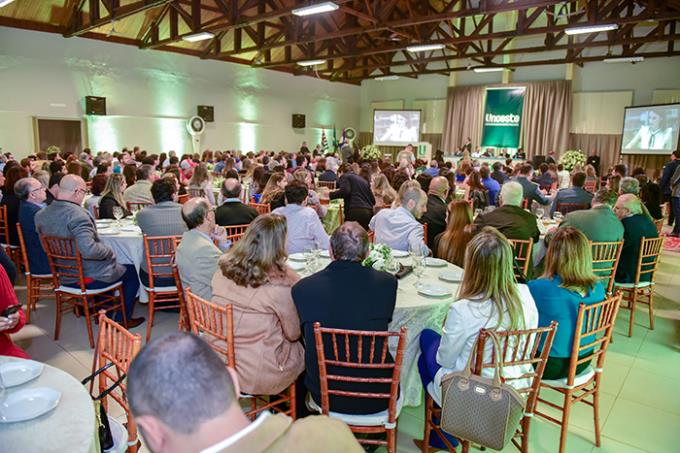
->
xmin=321 ymin=130 xmax=329 ymax=152
xmin=332 ymin=126 xmax=338 ymax=151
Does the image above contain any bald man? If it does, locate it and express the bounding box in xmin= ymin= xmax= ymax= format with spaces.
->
xmin=420 ymin=176 xmax=450 ymax=246
xmin=614 ymin=194 xmax=659 ymax=284
xmin=215 ymin=178 xmax=259 ymax=227
xmin=34 ymin=175 xmax=144 ymax=329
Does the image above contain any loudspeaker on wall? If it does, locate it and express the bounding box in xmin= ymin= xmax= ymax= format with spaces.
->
xmin=85 ymin=96 xmax=106 ymax=115
xmin=292 ymin=114 xmax=306 ymax=128
xmin=197 ymin=105 xmax=214 ymax=122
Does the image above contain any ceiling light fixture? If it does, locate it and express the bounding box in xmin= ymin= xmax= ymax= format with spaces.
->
xmin=292 ymin=2 xmax=339 ymax=17
xmin=406 ymin=43 xmax=445 ymax=53
xmin=473 ymin=67 xmax=506 ymax=73
xmin=375 ymin=75 xmax=400 ymax=81
xmin=297 ymin=59 xmax=326 ymax=67
xmin=603 ymin=56 xmax=644 ymax=63
xmin=565 ymin=24 xmax=618 ymax=35
xmin=182 ymin=32 xmax=215 ymax=42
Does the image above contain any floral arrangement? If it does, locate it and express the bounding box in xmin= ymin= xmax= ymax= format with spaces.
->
xmin=46 ymin=145 xmax=62 ymax=155
xmin=361 ymin=144 xmax=382 ymax=161
xmin=362 ymin=243 xmax=393 ymax=268
xmin=559 ymin=149 xmax=586 ymax=172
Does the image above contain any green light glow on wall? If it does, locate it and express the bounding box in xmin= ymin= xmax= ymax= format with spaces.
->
xmin=158 ymin=118 xmax=188 ymax=153
xmin=87 ymin=116 xmax=119 ymax=152
xmin=238 ymin=122 xmax=257 ymax=152
xmin=238 ymin=95 xmax=258 ymax=122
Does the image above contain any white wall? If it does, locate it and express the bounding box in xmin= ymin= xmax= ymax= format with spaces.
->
xmin=0 ymin=28 xmax=361 ymax=157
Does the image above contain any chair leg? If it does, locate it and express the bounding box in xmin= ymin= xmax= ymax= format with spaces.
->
xmin=647 ymin=290 xmax=655 ymax=331
xmin=54 ymin=294 xmax=63 ymax=341
xmin=421 ymin=394 xmax=432 ymax=453
xmin=387 ymin=427 xmax=397 ymax=453
xmin=288 ymin=382 xmax=296 ymax=419
xmin=461 ymin=440 xmax=470 ymax=453
xmin=593 ymin=386 xmax=602 ymax=447
xmin=83 ymin=297 xmax=95 ymax=349
xmin=521 ymin=416 xmax=531 ymax=453
xmin=558 ymin=391 xmax=573 ymax=453
xmin=146 ymin=294 xmax=155 ymax=343
xmin=25 ymin=276 xmax=34 ymax=323
xmin=628 ymin=291 xmax=638 ymax=337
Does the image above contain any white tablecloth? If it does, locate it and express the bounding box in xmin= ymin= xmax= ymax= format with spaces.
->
xmin=98 ymin=222 xmax=147 ymax=302
xmin=0 ymin=357 xmax=97 ymax=453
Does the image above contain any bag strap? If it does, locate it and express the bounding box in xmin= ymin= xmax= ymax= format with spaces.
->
xmin=485 ymin=330 xmax=505 ymax=388
xmin=82 ymin=361 xmax=127 ymax=401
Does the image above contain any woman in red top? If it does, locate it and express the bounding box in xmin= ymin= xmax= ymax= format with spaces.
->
xmin=0 ymin=265 xmax=29 ymax=359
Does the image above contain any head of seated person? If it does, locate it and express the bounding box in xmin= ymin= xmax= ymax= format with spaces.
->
xmin=181 ymin=197 xmax=213 ymax=232
xmin=614 ymin=193 xmax=643 ymax=220
xmin=136 ymin=164 xmax=156 ymax=183
xmin=330 ymin=222 xmax=369 ymax=263
xmin=571 ymin=172 xmax=586 ymax=189
xmin=591 ymin=189 xmax=618 ymax=209
xmin=57 ymin=174 xmax=87 ymax=205
xmin=284 ymin=180 xmax=309 ymax=206
xmin=499 ymin=181 xmax=523 ymax=208
xmin=15 ymin=177 xmax=47 ymax=207
xmin=151 ymin=177 xmax=177 ymax=204
xmin=619 ymin=176 xmax=640 ymax=196
xmin=397 ymin=180 xmax=427 ymax=219
xmin=541 ymin=227 xmax=598 ymax=295
xmin=220 ymin=178 xmax=241 ymax=201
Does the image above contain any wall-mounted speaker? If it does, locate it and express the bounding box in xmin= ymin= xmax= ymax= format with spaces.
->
xmin=292 ymin=114 xmax=306 ymax=128
xmin=197 ymin=105 xmax=214 ymax=122
xmin=85 ymin=96 xmax=106 ymax=115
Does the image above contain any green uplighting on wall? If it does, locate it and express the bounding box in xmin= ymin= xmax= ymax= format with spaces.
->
xmin=159 ymin=118 xmax=188 ymax=154
xmin=238 ymin=122 xmax=256 ymax=152
xmin=87 ymin=116 xmax=119 ymax=152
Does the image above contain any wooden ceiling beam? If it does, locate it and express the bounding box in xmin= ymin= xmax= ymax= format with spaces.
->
xmin=65 ymin=0 xmax=174 ymax=38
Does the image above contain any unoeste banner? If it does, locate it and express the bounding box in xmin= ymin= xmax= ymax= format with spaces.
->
xmin=481 ymin=87 xmax=525 ymax=149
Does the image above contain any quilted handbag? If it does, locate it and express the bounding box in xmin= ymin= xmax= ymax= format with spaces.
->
xmin=439 ymin=331 xmax=526 ymax=450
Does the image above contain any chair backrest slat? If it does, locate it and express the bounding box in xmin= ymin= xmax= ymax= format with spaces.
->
xmin=0 ymin=205 xmax=10 ymax=246
xmin=509 ymin=238 xmax=533 ymax=279
xmin=16 ymin=223 xmax=30 ymax=274
xmin=248 ymin=202 xmax=271 ymax=215
xmin=635 ymin=236 xmax=664 ymax=284
xmin=41 ymin=236 xmax=87 ymax=290
xmin=143 ymin=235 xmax=181 ymax=287
xmin=590 ymin=241 xmax=623 ymax=294
xmin=185 ymin=288 xmax=235 ymax=367
xmin=225 ymin=224 xmax=250 ymax=244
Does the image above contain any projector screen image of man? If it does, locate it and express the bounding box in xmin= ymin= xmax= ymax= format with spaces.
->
xmin=625 ymin=110 xmax=674 ymax=151
xmin=378 ymin=114 xmax=418 ymax=143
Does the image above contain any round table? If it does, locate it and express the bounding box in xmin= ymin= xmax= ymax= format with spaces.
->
xmin=294 ymin=254 xmax=461 ymax=407
xmin=97 ymin=220 xmax=147 ymax=302
xmin=0 ymin=357 xmax=97 ymax=453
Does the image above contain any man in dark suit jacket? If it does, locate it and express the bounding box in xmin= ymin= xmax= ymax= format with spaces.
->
xmin=215 ymin=178 xmax=258 ymax=227
xmin=420 ymin=176 xmax=449 ymax=246
xmin=292 ymin=222 xmax=397 ymax=415
xmin=15 ymin=177 xmax=51 ymax=276
xmin=660 ymin=151 xmax=679 ymax=225
xmin=473 ymin=181 xmax=540 ymax=244
xmin=514 ymin=163 xmax=551 ymax=207
xmin=329 ymin=166 xmax=375 ymax=230
xmin=550 ymin=172 xmax=594 ymax=216
xmin=490 ymin=162 xmax=508 ymax=186
xmin=614 ymin=194 xmax=659 ymax=283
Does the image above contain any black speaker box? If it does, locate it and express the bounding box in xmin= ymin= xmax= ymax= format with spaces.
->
xmin=85 ymin=96 xmax=106 ymax=115
xmin=292 ymin=114 xmax=306 ymax=128
xmin=197 ymin=105 xmax=214 ymax=122
xmin=532 ymin=155 xmax=546 ymax=168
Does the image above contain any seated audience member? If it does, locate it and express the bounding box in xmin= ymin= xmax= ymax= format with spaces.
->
xmin=123 ymin=164 xmax=156 ymax=206
xmin=318 ymin=159 xmax=339 ymax=183
xmin=433 ymin=200 xmax=474 ymax=268
xmin=465 ymin=170 xmax=490 ymax=211
xmin=585 ymin=164 xmax=599 ymax=191
xmin=533 ymin=163 xmax=555 ymax=191
xmin=215 ymin=178 xmax=258 ymax=227
xmin=127 ymin=333 xmax=361 ymax=453
xmin=369 ymin=181 xmax=429 ymax=254
xmin=424 ymin=160 xmax=440 ymax=177
xmin=83 ymin=174 xmax=107 ymax=218
xmin=293 ymin=222 xmax=397 ymax=415
xmin=640 ymin=178 xmax=663 ymax=220
xmin=490 ymin=161 xmax=508 ymax=186
xmin=480 ymin=166 xmax=501 ymax=206
xmin=1 ymin=166 xmax=28 ymax=246
xmin=606 ymin=174 xmax=621 ymax=194
xmin=416 ymin=172 xmax=433 ymax=193
xmin=188 ymin=163 xmax=216 ymax=206
xmin=550 ymin=171 xmax=593 ymax=216
xmin=559 ymin=189 xmax=624 ymax=242
xmin=514 ymin=163 xmax=551 ymax=207
xmin=528 ymin=227 xmax=606 ymax=379
xmin=175 ymin=197 xmax=230 ymax=300
xmin=418 ymin=227 xmax=538 ymax=409
xmin=292 ymin=168 xmax=327 ymax=218
xmin=98 ymin=173 xmax=131 ymax=219
xmin=0 ymin=265 xmax=29 ymax=358
xmin=212 ymin=214 xmax=304 ymax=395
xmin=261 ymin=172 xmax=288 ymax=211
xmin=330 ymin=164 xmax=376 ymax=230
xmin=474 ymin=181 xmax=540 ymax=244
xmin=272 ymin=181 xmax=329 ymax=254
xmin=613 ymin=164 xmax=627 ymax=178
xmin=420 ymin=176 xmax=450 ymax=246
xmin=614 ymin=194 xmax=659 ymax=283
xmin=35 ymin=175 xmax=143 ymax=327
xmin=619 ymin=176 xmax=640 ymax=195
xmin=15 ymin=177 xmax=50 ymax=276
xmin=372 ymin=173 xmax=398 ymax=212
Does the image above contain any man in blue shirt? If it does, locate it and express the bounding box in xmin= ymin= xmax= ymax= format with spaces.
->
xmin=480 ymin=166 xmax=501 ymax=206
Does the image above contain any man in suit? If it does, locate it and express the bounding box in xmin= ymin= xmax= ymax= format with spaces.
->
xmin=660 ymin=151 xmax=679 ymax=226
xmin=15 ymin=177 xmax=51 ymax=276
xmin=215 ymin=178 xmax=258 ymax=227
xmin=175 ymin=197 xmax=230 ymax=300
xmin=490 ymin=161 xmax=508 ymax=186
xmin=559 ymin=189 xmax=623 ymax=242
xmin=473 ymin=181 xmax=540 ymax=244
xmin=514 ymin=163 xmax=551 ymax=207
xmin=123 ymin=164 xmax=156 ymax=206
xmin=293 ymin=222 xmax=397 ymax=415
xmin=420 ymin=176 xmax=449 ymax=246
xmin=614 ymin=194 xmax=659 ymax=283
xmin=127 ymin=332 xmax=361 ymax=453
xmin=550 ymin=171 xmax=594 ymax=216
xmin=34 ymin=175 xmax=144 ymax=327
xmin=317 ymin=159 xmax=338 ymax=183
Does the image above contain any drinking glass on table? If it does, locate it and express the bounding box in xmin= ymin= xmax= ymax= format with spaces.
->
xmin=385 ymin=256 xmax=400 ymax=276
xmin=112 ymin=206 xmax=124 ymax=226
xmin=535 ymin=207 xmax=545 ymax=219
xmin=553 ymin=211 xmax=564 ymax=222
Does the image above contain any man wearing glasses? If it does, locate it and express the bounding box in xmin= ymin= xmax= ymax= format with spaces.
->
xmin=16 ymin=177 xmax=51 ymax=276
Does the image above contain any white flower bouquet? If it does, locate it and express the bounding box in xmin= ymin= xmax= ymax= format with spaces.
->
xmin=361 ymin=144 xmax=382 ymax=161
xmin=559 ymin=149 xmax=586 ymax=172
xmin=362 ymin=243 xmax=393 ymax=268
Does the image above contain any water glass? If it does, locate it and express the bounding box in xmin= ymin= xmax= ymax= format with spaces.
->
xmin=385 ymin=256 xmax=400 ymax=276
xmin=411 ymin=255 xmax=425 ymax=289
xmin=112 ymin=206 xmax=124 ymax=226
xmin=535 ymin=207 xmax=545 ymax=219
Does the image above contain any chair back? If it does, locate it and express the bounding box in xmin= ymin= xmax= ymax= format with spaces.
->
xmin=248 ymin=202 xmax=271 ymax=215
xmin=41 ymin=236 xmax=87 ymax=291
xmin=318 ymin=180 xmax=336 ymax=190
xmin=590 ymin=241 xmax=623 ymax=295
xmin=185 ymin=287 xmax=235 ymax=367
xmin=522 ymin=199 xmax=529 ymax=210
xmin=172 ymin=264 xmax=189 ymax=331
xmin=509 ymin=238 xmax=533 ymax=280
xmin=422 ymin=223 xmax=429 ymax=246
xmin=177 ymin=193 xmax=189 ymax=204
xmin=142 ymin=235 xmax=180 ymax=288
xmin=563 ymin=294 xmax=621 ymax=387
xmin=126 ymin=202 xmax=151 ymax=212
xmin=225 ymin=224 xmax=250 ymax=243
xmin=187 ymin=187 xmax=205 ymax=198
xmin=16 ymin=223 xmax=31 ymax=274
xmin=93 ymin=205 xmax=100 ymax=220
xmin=555 ymin=202 xmax=589 ymax=215
xmin=653 ymin=218 xmax=664 ymax=235
xmin=633 ymin=236 xmax=665 ymax=285
xmin=0 ymin=205 xmax=10 ymax=246
xmin=312 ymin=322 xmax=407 ymax=425
xmin=367 ymin=230 xmax=375 ymax=243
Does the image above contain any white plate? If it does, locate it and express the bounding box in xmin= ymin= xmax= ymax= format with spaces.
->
xmin=319 ymin=249 xmax=331 ymax=258
xmin=288 ymin=253 xmax=306 ymax=261
xmin=118 ymin=226 xmax=140 ymax=233
xmin=391 ymin=249 xmax=409 ymax=258
xmin=424 ymin=257 xmax=448 ymax=267
xmin=98 ymin=228 xmax=119 ymax=236
xmin=95 ymin=220 xmax=112 ymax=226
xmin=439 ymin=270 xmax=464 ymax=283
xmin=287 ymin=261 xmax=305 ymax=271
xmin=418 ymin=284 xmax=452 ymax=298
xmin=0 ymin=387 xmax=61 ymax=423
xmin=0 ymin=361 xmax=43 ymax=387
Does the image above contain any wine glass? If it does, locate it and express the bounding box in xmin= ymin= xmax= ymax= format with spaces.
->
xmin=385 ymin=256 xmax=400 ymax=276
xmin=553 ymin=211 xmax=564 ymax=222
xmin=112 ymin=206 xmax=124 ymax=227
xmin=535 ymin=207 xmax=545 ymax=219
xmin=412 ymin=255 xmax=425 ymax=289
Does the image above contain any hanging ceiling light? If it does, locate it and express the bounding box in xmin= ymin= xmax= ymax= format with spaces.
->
xmin=565 ymin=24 xmax=618 ymax=35
xmin=406 ymin=43 xmax=445 ymax=53
xmin=292 ymin=2 xmax=339 ymax=17
xmin=182 ymin=32 xmax=215 ymax=42
xmin=297 ymin=59 xmax=326 ymax=67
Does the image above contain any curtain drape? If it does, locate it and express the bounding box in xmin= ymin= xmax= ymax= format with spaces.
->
xmin=441 ymin=86 xmax=485 ymax=153
xmin=520 ymin=80 xmax=572 ymax=159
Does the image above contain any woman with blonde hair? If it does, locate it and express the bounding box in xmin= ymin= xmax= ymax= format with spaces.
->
xmin=261 ymin=172 xmax=287 ymax=210
xmin=433 ymin=200 xmax=474 ymax=267
xmin=98 ymin=173 xmax=130 ymax=219
xmin=372 ymin=173 xmax=397 ymax=212
xmin=211 ymin=214 xmax=304 ymax=396
xmin=188 ymin=163 xmax=215 ymax=206
xmin=585 ymin=164 xmax=599 ymax=191
xmin=292 ymin=167 xmax=327 ymax=218
xmin=528 ymin=227 xmax=605 ymax=379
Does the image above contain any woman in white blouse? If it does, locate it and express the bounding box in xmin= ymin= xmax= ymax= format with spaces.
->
xmin=418 ymin=226 xmax=538 ymax=431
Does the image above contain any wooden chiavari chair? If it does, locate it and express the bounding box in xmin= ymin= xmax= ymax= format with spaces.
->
xmin=187 ymin=187 xmax=205 ymax=199
xmin=317 ymin=180 xmax=337 ymax=190
xmin=422 ymin=323 xmax=558 ymax=453
xmin=508 ymin=238 xmax=533 ymax=280
xmin=555 ymin=202 xmax=589 ymax=215
xmin=583 ymin=180 xmax=597 ymax=193
xmin=126 ymin=201 xmax=152 ymax=212
xmin=225 ymin=224 xmax=250 ymax=244
xmin=42 ymin=236 xmax=127 ymax=348
xmin=16 ymin=224 xmax=53 ymax=322
xmin=177 ymin=193 xmax=189 ymax=204
xmin=614 ymin=236 xmax=665 ymax=337
xmin=590 ymin=241 xmax=623 ymax=295
xmin=248 ymin=202 xmax=271 ymax=215
xmin=536 ymin=295 xmax=622 ymax=453
xmin=312 ymin=322 xmax=407 ymax=453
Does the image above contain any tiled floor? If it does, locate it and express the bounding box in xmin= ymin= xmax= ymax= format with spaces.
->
xmin=11 ymin=248 xmax=680 ymax=453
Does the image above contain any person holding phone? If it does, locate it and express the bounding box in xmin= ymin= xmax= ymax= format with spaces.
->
xmin=0 ymin=264 xmax=28 ymax=359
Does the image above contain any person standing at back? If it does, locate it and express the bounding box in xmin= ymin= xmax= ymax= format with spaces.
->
xmin=330 ymin=164 xmax=375 ymax=230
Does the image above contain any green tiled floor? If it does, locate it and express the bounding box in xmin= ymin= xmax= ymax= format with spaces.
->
xmin=11 ymin=250 xmax=680 ymax=453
